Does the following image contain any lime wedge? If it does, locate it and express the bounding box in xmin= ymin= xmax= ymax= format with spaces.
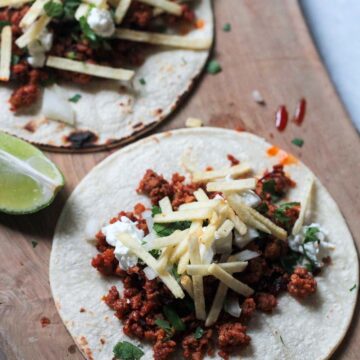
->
xmin=0 ymin=132 xmax=64 ymax=214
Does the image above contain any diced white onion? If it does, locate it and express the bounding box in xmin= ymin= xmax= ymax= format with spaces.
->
xmin=214 ymin=232 xmax=233 ymax=254
xmin=234 ymin=228 xmax=259 ymax=249
xmin=224 ymin=295 xmax=242 ymax=318
xmin=143 ymin=266 xmax=158 ymax=280
xmin=233 ymin=249 xmax=260 ymax=262
xmin=199 ymin=243 xmax=215 ymax=264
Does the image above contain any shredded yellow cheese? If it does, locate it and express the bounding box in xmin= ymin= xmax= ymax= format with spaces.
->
xmin=185 ymin=117 xmax=203 ymax=128
xmin=115 ymin=0 xmax=132 ymax=24
xmin=193 ymin=188 xmax=209 ymax=202
xmin=115 ymin=28 xmax=212 ymax=50
xmin=0 ymin=0 xmax=32 ymax=8
xmin=19 ymin=0 xmax=48 ymax=29
xmin=150 ymin=229 xmax=189 ymax=249
xmin=180 ymin=275 xmax=194 ymax=298
xmin=46 ymin=56 xmax=135 ymax=81
xmin=0 ymin=26 xmax=12 ymax=81
xmin=139 ymin=0 xmax=182 ymax=15
xmin=186 ymin=262 xmax=248 ymax=276
xmin=206 ymin=178 xmax=256 ymax=193
xmin=159 ymin=196 xmax=173 ymax=214
xmin=16 ymin=15 xmax=50 ymax=48
xmin=193 ymin=163 xmax=251 ymax=183
xmin=153 ymin=208 xmax=213 ymax=223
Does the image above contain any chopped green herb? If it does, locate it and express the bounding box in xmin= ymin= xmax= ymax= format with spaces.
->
xmin=0 ymin=20 xmax=11 ymax=30
xmin=11 ymin=54 xmax=20 ymax=65
xmin=301 ymin=244 xmax=316 ymax=272
xmin=303 ymin=226 xmax=320 ymax=244
xmin=222 ymin=23 xmax=231 ymax=32
xmin=280 ymin=251 xmax=301 ymax=273
xmin=63 ymin=0 xmax=81 ymax=19
xmin=79 ymin=16 xmax=98 ymax=43
xmin=113 ymin=341 xmax=144 ymax=360
xmin=262 ymin=179 xmax=281 ymax=202
xmin=350 ymin=284 xmax=357 ymax=292
xmin=65 ymin=51 xmax=77 ymax=60
xmin=292 ymin=138 xmax=304 ymax=148
xmin=163 ymin=305 xmax=186 ymax=332
xmin=274 ymin=202 xmax=300 ymax=226
xmin=280 ymin=335 xmax=285 ymax=345
xmin=139 ymin=78 xmax=146 ymax=85
xmin=31 ymin=240 xmax=38 ymax=248
xmin=154 ymin=319 xmax=172 ymax=335
xmin=68 ymin=94 xmax=82 ymax=103
xmin=256 ymin=202 xmax=269 ymax=214
xmin=194 ymin=326 xmax=204 ymax=339
xmin=170 ymin=265 xmax=180 ymax=281
xmin=44 ymin=1 xmax=64 ymax=18
xmin=206 ymin=59 xmax=222 ymax=75
xmin=151 ymin=205 xmax=161 ymax=216
xmin=149 ymin=249 xmax=161 ymax=259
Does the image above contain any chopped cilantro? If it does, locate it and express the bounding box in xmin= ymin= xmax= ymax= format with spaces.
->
xmin=292 ymin=138 xmax=304 ymax=148
xmin=31 ymin=240 xmax=38 ymax=248
xmin=0 ymin=20 xmax=11 ymax=30
xmin=151 ymin=205 xmax=161 ymax=216
xmin=113 ymin=341 xmax=144 ymax=360
xmin=350 ymin=284 xmax=357 ymax=292
xmin=65 ymin=51 xmax=77 ymax=60
xmin=274 ymin=202 xmax=300 ymax=226
xmin=170 ymin=265 xmax=180 ymax=281
xmin=11 ymin=54 xmax=20 ymax=65
xmin=303 ymin=226 xmax=320 ymax=244
xmin=301 ymin=244 xmax=316 ymax=272
xmin=222 ymin=23 xmax=231 ymax=32
xmin=68 ymin=94 xmax=82 ymax=103
xmin=63 ymin=0 xmax=81 ymax=19
xmin=79 ymin=16 xmax=98 ymax=43
xmin=44 ymin=1 xmax=64 ymax=18
xmin=256 ymin=202 xmax=269 ymax=214
xmin=194 ymin=327 xmax=204 ymax=339
xmin=139 ymin=78 xmax=146 ymax=85
xmin=149 ymin=249 xmax=161 ymax=259
xmin=154 ymin=319 xmax=172 ymax=335
xmin=280 ymin=335 xmax=285 ymax=345
xmin=206 ymin=59 xmax=222 ymax=75
xmin=163 ymin=305 xmax=185 ymax=332
xmin=262 ymin=179 xmax=281 ymax=202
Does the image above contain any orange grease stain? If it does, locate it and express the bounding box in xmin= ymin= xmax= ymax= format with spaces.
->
xmin=280 ymin=153 xmax=298 ymax=166
xmin=195 ymin=19 xmax=205 ymax=29
xmin=267 ymin=146 xmax=280 ymax=157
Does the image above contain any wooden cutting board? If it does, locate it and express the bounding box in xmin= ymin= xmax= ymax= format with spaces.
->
xmin=1 ymin=1 xmax=359 ymax=359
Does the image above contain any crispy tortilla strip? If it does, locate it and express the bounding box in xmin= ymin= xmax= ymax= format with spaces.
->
xmin=16 ymin=15 xmax=50 ymax=48
xmin=140 ymin=0 xmax=182 ymax=15
xmin=0 ymin=0 xmax=31 ymax=7
xmin=208 ymin=264 xmax=254 ymax=297
xmin=188 ymin=222 xmax=206 ymax=320
xmin=226 ymin=194 xmax=270 ymax=233
xmin=19 ymin=0 xmax=48 ymax=28
xmin=246 ymin=206 xmax=287 ymax=241
xmin=194 ymin=188 xmax=209 ymax=202
xmin=118 ymin=234 xmax=184 ymax=298
xmin=159 ymin=196 xmax=173 ymax=214
xmin=115 ymin=28 xmax=212 ymax=50
xmin=180 ymin=275 xmax=193 ymax=298
xmin=153 ymin=208 xmax=212 ymax=223
xmin=179 ymin=199 xmax=221 ymax=211
xmin=292 ymin=175 xmax=314 ymax=235
xmin=207 ymin=178 xmax=256 ymax=193
xmin=193 ymin=163 xmax=251 ymax=183
xmin=186 ymin=261 xmax=248 ymax=276
xmin=0 ymin=26 xmax=12 ymax=81
xmin=115 ymin=0 xmax=132 ymax=24
xmin=150 ymin=229 xmax=189 ymax=249
xmin=46 ymin=56 xmax=135 ymax=81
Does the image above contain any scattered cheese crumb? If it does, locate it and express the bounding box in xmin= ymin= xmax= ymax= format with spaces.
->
xmin=251 ymin=90 xmax=265 ymax=105
xmin=186 ymin=117 xmax=203 ymax=128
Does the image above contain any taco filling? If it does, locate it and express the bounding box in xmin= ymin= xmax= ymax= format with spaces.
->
xmin=0 ymin=0 xmax=210 ymax=112
xmin=90 ymin=157 xmax=334 ymax=359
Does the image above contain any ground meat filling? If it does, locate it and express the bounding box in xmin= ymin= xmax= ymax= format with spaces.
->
xmin=91 ymin=166 xmax=321 ymax=360
xmin=288 ymin=267 xmax=317 ymax=299
xmin=3 ymin=2 xmax=197 ymax=110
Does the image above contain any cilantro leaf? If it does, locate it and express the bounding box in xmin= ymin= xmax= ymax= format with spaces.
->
xmin=149 ymin=249 xmax=161 ymax=259
xmin=0 ymin=20 xmax=10 ymax=31
xmin=194 ymin=327 xmax=204 ymax=339
xmin=44 ymin=1 xmax=64 ymax=18
xmin=262 ymin=179 xmax=281 ymax=202
xmin=151 ymin=205 xmax=161 ymax=216
xmin=154 ymin=319 xmax=172 ymax=335
xmin=292 ymin=138 xmax=304 ymax=148
xmin=113 ymin=341 xmax=144 ymax=360
xmin=139 ymin=78 xmax=146 ymax=85
xmin=206 ymin=59 xmax=222 ymax=75
xmin=163 ymin=305 xmax=185 ymax=332
xmin=222 ymin=23 xmax=231 ymax=32
xmin=170 ymin=265 xmax=180 ymax=281
xmin=31 ymin=240 xmax=38 ymax=248
xmin=274 ymin=202 xmax=300 ymax=226
xmin=280 ymin=251 xmax=302 ymax=273
xmin=350 ymin=284 xmax=357 ymax=292
xmin=68 ymin=94 xmax=82 ymax=103
xmin=63 ymin=0 xmax=81 ymax=19
xmin=79 ymin=16 xmax=98 ymax=42
xmin=11 ymin=54 xmax=20 ymax=65
xmin=303 ymin=226 xmax=320 ymax=244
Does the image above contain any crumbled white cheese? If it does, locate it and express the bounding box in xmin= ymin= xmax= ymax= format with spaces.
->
xmin=234 ymin=227 xmax=259 ymax=249
xmin=27 ymin=28 xmax=53 ymax=68
xmin=288 ymin=223 xmax=334 ymax=268
xmin=101 ymin=216 xmax=144 ymax=270
xmin=87 ymin=8 xmax=115 ymax=38
xmin=239 ymin=190 xmax=261 ymax=208
xmin=252 ymin=89 xmax=265 ymax=105
xmin=224 ymin=295 xmax=242 ymax=318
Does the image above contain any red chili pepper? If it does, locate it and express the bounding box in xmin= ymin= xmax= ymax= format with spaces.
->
xmin=275 ymin=105 xmax=288 ymax=131
xmin=293 ymin=98 xmax=306 ymax=125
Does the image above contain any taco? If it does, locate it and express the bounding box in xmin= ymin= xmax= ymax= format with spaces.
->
xmin=0 ymin=1 xmax=212 ymax=150
xmin=50 ymin=127 xmax=358 ymax=359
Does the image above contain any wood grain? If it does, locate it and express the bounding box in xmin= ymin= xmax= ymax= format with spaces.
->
xmin=1 ymin=1 xmax=359 ymax=359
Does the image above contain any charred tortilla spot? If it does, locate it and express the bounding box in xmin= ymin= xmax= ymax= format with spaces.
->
xmin=24 ymin=120 xmax=36 ymax=133
xmin=100 ymin=338 xmax=106 ymax=345
xmin=155 ymin=108 xmax=163 ymax=115
xmin=209 ymin=113 xmax=247 ymax=132
xmin=68 ymin=345 xmax=77 ymax=354
xmin=133 ymin=122 xmax=143 ymax=129
xmin=80 ymin=307 xmax=86 ymax=313
xmin=40 ymin=317 xmax=51 ymax=328
xmin=65 ymin=131 xmax=98 ymax=149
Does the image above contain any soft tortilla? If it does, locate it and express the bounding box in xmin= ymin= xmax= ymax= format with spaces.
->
xmin=50 ymin=128 xmax=358 ymax=359
xmin=0 ymin=1 xmax=213 ymax=151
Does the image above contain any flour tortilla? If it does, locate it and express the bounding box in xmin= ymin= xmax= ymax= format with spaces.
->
xmin=50 ymin=128 xmax=358 ymax=359
xmin=0 ymin=1 xmax=213 ymax=151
